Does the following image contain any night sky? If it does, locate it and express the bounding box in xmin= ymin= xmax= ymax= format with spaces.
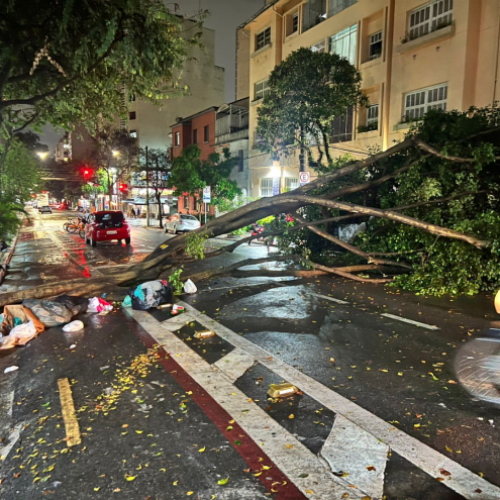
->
xmin=40 ymin=0 xmax=265 ymax=150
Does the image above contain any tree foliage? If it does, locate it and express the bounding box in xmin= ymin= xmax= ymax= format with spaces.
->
xmin=256 ymin=47 xmax=367 ymax=165
xmin=168 ymin=145 xmax=240 ymax=208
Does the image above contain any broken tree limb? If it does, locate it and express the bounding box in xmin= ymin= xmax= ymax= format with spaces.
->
xmin=288 ymin=196 xmax=491 ymax=249
xmin=311 ymin=262 xmax=394 ymax=284
xmin=416 ymin=139 xmax=500 ymax=163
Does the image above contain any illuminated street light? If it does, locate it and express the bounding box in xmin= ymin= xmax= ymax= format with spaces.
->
xmin=112 ymin=150 xmax=120 ymax=158
xmin=37 ymin=151 xmax=48 ymax=160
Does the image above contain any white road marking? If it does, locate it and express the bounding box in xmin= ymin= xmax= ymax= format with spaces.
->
xmin=320 ymin=414 xmax=389 ymax=500
xmin=0 ymin=423 xmax=23 ymax=462
xmin=214 ymin=348 xmax=256 ymax=383
xmin=127 ymin=308 xmax=365 ymax=499
xmin=312 ymin=293 xmax=350 ymax=305
xmin=179 ymin=301 xmax=500 ymax=500
xmin=381 ymin=313 xmax=440 ymax=330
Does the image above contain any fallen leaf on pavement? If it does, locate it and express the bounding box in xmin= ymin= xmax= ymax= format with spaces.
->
xmin=125 ymin=476 xmax=137 ymax=482
xmin=218 ymin=477 xmax=229 ymax=485
xmin=198 ymin=446 xmax=206 ymax=453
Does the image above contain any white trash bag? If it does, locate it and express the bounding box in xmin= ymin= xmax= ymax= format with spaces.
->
xmin=10 ymin=320 xmax=37 ymax=346
xmin=183 ymin=279 xmax=197 ymax=295
xmin=63 ymin=320 xmax=84 ymax=332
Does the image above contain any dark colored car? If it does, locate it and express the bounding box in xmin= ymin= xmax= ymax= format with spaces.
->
xmin=40 ymin=206 xmax=53 ymax=214
xmin=85 ymin=211 xmax=130 ymax=247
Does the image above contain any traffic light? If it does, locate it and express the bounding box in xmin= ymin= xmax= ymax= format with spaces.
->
xmin=82 ymin=167 xmax=93 ymax=181
xmin=119 ymin=183 xmax=128 ymax=192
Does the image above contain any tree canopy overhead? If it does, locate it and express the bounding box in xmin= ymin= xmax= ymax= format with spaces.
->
xmin=0 ymin=0 xmax=198 ymax=132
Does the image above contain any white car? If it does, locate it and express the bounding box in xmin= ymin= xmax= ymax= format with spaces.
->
xmin=164 ymin=213 xmax=201 ymax=234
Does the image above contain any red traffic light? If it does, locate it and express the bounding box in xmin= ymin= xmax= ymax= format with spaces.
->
xmin=84 ymin=170 xmax=89 ymax=175
xmin=119 ymin=183 xmax=128 ymax=192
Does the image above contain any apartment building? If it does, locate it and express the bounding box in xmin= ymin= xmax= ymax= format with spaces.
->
xmin=238 ymin=0 xmax=500 ymax=198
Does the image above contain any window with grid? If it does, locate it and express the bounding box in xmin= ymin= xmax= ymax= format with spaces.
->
xmin=329 ymin=0 xmax=357 ymax=17
xmin=238 ymin=150 xmax=244 ymax=172
xmin=175 ymin=131 xmax=180 ymax=147
xmin=408 ymin=0 xmax=453 ymax=41
xmin=285 ymin=178 xmax=299 ymax=192
xmin=184 ymin=196 xmax=190 ymax=209
xmin=292 ymin=13 xmax=299 ymax=33
xmin=261 ymin=178 xmax=274 ymax=197
xmin=254 ymin=79 xmax=270 ymax=101
xmin=330 ymin=24 xmax=358 ymax=66
xmin=128 ymin=111 xmax=136 ymax=120
xmin=129 ymin=94 xmax=136 ymax=102
xmin=302 ymin=0 xmax=327 ymax=32
xmin=255 ymin=27 xmax=271 ymax=51
xmin=404 ymin=84 xmax=448 ymax=121
xmin=331 ymin=106 xmax=354 ymax=143
xmin=367 ymin=104 xmax=379 ymax=126
xmin=369 ymin=31 xmax=383 ymax=60
xmin=311 ymin=40 xmax=326 ymax=53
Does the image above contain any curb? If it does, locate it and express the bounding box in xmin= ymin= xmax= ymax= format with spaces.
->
xmin=0 ymin=233 xmax=19 ymax=286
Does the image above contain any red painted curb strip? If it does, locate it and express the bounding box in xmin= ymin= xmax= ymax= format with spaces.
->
xmin=127 ymin=315 xmax=307 ymax=500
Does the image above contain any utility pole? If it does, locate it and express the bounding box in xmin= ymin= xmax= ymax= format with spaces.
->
xmin=146 ymin=146 xmax=150 ymax=227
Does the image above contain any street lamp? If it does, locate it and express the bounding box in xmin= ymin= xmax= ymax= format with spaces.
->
xmin=112 ymin=150 xmax=120 ymax=158
xmin=37 ymin=151 xmax=48 ymax=160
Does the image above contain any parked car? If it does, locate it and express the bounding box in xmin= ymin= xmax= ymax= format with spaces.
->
xmin=164 ymin=213 xmax=201 ymax=234
xmin=40 ymin=205 xmax=53 ymax=214
xmin=85 ymin=210 xmax=130 ymax=247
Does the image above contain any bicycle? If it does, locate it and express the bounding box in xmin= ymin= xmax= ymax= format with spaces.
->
xmin=78 ymin=218 xmax=87 ymax=239
xmin=63 ymin=217 xmax=83 ymax=234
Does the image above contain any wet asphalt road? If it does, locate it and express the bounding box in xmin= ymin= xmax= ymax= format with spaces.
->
xmin=2 ymin=210 xmax=500 ymax=498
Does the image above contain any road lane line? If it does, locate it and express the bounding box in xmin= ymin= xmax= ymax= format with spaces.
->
xmin=179 ymin=300 xmax=500 ymax=500
xmin=320 ymin=414 xmax=389 ymax=499
xmin=58 ymin=378 xmax=81 ymax=447
xmin=213 ymin=348 xmax=256 ymax=383
xmin=127 ymin=309 xmax=365 ymax=500
xmin=0 ymin=423 xmax=23 ymax=462
xmin=381 ymin=313 xmax=440 ymax=330
xmin=311 ymin=293 xmax=350 ymax=305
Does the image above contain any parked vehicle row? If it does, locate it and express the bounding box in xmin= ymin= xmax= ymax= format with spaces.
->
xmin=85 ymin=211 xmax=131 ymax=247
xmin=164 ymin=213 xmax=201 ymax=234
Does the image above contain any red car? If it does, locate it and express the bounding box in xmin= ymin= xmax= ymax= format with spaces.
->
xmin=85 ymin=211 xmax=130 ymax=247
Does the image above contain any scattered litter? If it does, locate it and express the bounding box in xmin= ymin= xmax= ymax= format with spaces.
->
xmin=171 ymin=305 xmax=185 ymax=315
xmin=10 ymin=320 xmax=37 ymax=345
xmin=69 ymin=344 xmax=77 ymax=349
xmin=63 ymin=320 xmax=84 ymax=332
xmin=100 ymin=365 xmax=110 ymax=371
xmin=88 ymin=297 xmax=113 ymax=314
xmin=23 ymin=299 xmax=73 ymax=327
xmin=4 ymin=366 xmax=19 ymax=374
xmin=122 ymin=296 xmax=132 ymax=308
xmin=0 ymin=336 xmax=16 ymax=350
xmin=129 ymin=280 xmax=173 ymax=311
xmin=54 ymin=295 xmax=87 ymax=315
xmin=183 ymin=279 xmax=197 ymax=295
xmin=489 ymin=419 xmax=494 ymax=426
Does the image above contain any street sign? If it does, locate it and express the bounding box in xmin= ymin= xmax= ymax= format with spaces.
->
xmin=299 ymin=171 xmax=310 ymax=186
xmin=203 ymin=186 xmax=211 ymax=203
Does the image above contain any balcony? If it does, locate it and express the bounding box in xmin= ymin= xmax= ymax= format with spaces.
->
xmin=215 ymin=100 xmax=249 ymax=145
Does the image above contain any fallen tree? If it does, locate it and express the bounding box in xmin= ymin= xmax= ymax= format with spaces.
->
xmin=2 ymin=106 xmax=500 ymax=304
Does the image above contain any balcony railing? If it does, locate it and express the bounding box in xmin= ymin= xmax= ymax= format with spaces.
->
xmin=216 ymin=114 xmax=249 ymax=137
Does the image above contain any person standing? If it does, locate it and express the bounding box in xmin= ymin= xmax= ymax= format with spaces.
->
xmin=131 ymin=207 xmax=137 ymax=219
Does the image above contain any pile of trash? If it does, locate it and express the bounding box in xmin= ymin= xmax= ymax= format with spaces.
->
xmin=124 ymin=280 xmax=174 ymax=310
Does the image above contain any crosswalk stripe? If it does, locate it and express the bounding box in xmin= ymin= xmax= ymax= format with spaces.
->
xmin=214 ymin=347 xmax=256 ymax=383
xmin=381 ymin=313 xmax=440 ymax=330
xmin=127 ymin=308 xmax=366 ymax=499
xmin=320 ymin=414 xmax=389 ymax=499
xmin=312 ymin=293 xmax=350 ymax=305
xmin=178 ymin=300 xmax=500 ymax=500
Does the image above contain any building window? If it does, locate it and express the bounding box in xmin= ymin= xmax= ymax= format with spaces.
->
xmin=261 ymin=178 xmax=274 ymax=197
xmin=238 ymin=150 xmax=244 ymax=172
xmin=293 ymin=12 xmax=299 ymax=33
xmin=302 ymin=0 xmax=327 ymax=33
xmin=330 ymin=24 xmax=358 ymax=66
xmin=285 ymin=178 xmax=299 ymax=192
xmin=404 ymin=83 xmax=448 ymax=121
xmin=184 ymin=196 xmax=190 ymax=210
xmin=311 ymin=40 xmax=326 ymax=53
xmin=408 ymin=0 xmax=453 ymax=41
xmin=129 ymin=94 xmax=136 ymax=102
xmin=329 ymin=0 xmax=357 ymax=17
xmin=175 ymin=131 xmax=180 ymax=147
xmin=286 ymin=11 xmax=300 ymax=37
xmin=367 ymin=104 xmax=379 ymax=127
xmin=254 ymin=79 xmax=270 ymax=101
xmin=369 ymin=31 xmax=383 ymax=60
xmin=129 ymin=130 xmax=137 ymax=138
xmin=128 ymin=111 xmax=136 ymax=120
xmin=193 ymin=129 xmax=198 ymax=144
xmin=255 ymin=27 xmax=271 ymax=51
xmin=204 ymin=125 xmax=209 ymax=143
xmin=331 ymin=106 xmax=354 ymax=143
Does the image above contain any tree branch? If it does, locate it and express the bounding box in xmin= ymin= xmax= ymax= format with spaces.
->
xmin=416 ymin=140 xmax=500 ymax=163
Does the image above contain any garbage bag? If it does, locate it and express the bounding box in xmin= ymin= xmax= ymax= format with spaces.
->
xmin=88 ymin=297 xmax=113 ymax=314
xmin=0 ymin=336 xmax=16 ymax=351
xmin=10 ymin=320 xmax=37 ymax=346
xmin=62 ymin=320 xmax=84 ymax=332
xmin=54 ymin=295 xmax=88 ymax=315
xmin=1 ymin=305 xmax=45 ymax=336
xmin=122 ymin=296 xmax=132 ymax=308
xmin=183 ymin=279 xmax=197 ymax=295
xmin=23 ymin=299 xmax=73 ymax=327
xmin=130 ymin=280 xmax=173 ymax=311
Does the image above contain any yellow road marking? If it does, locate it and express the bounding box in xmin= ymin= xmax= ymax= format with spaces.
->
xmin=58 ymin=378 xmax=81 ymax=447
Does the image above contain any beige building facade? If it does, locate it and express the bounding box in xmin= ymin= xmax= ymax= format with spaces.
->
xmin=238 ymin=0 xmax=500 ymax=198
xmin=124 ymin=20 xmax=225 ymax=150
